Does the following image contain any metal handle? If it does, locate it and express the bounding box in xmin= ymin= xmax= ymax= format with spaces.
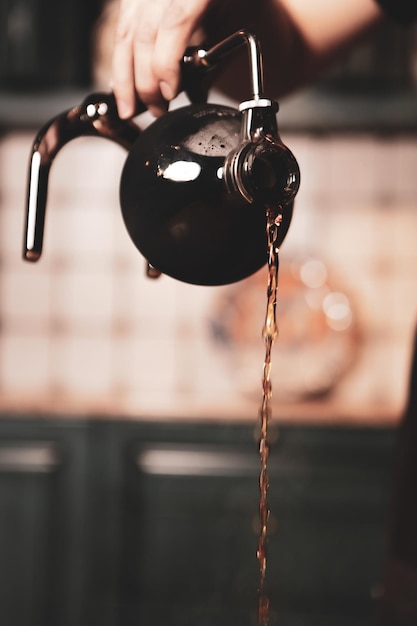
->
xmin=183 ymin=29 xmax=265 ymax=101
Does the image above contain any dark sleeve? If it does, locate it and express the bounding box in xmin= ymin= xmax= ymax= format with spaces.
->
xmin=375 ymin=0 xmax=417 ymax=24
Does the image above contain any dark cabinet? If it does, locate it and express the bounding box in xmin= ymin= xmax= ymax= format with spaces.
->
xmin=0 ymin=420 xmax=91 ymax=626
xmin=0 ymin=416 xmax=395 ymax=626
xmin=0 ymin=0 xmax=103 ymax=89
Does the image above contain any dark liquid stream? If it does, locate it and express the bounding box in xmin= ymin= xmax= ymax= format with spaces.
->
xmin=257 ymin=206 xmax=282 ymax=626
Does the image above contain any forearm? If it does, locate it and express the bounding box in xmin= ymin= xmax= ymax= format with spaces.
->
xmin=107 ymin=0 xmax=386 ymax=117
xmin=215 ymin=0 xmax=386 ymax=101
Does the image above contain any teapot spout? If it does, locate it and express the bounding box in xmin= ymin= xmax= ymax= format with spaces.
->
xmin=23 ymin=92 xmax=142 ymax=262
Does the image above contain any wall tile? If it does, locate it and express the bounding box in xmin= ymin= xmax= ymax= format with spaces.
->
xmin=0 ymin=131 xmax=416 ymax=421
xmin=0 ymin=334 xmax=51 ymax=393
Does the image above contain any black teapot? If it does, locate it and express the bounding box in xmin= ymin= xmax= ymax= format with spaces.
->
xmin=23 ymin=30 xmax=300 ymax=285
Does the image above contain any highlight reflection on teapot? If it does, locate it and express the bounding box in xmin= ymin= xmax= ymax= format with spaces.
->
xmin=23 ymin=30 xmax=300 ymax=286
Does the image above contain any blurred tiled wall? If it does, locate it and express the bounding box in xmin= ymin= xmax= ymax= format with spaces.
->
xmin=0 ymin=124 xmax=416 ymax=422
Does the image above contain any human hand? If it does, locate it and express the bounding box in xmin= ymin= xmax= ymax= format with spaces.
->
xmin=111 ymin=0 xmax=263 ymax=119
xmin=111 ymin=0 xmax=216 ymax=118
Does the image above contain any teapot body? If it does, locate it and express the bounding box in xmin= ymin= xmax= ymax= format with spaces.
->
xmin=121 ymin=103 xmax=293 ymax=285
xmin=23 ymin=31 xmax=299 ymax=286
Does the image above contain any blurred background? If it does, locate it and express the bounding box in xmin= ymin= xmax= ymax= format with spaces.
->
xmin=0 ymin=2 xmax=416 ymax=625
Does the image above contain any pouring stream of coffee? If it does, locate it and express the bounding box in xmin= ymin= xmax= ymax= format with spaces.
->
xmin=257 ymin=205 xmax=282 ymax=626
